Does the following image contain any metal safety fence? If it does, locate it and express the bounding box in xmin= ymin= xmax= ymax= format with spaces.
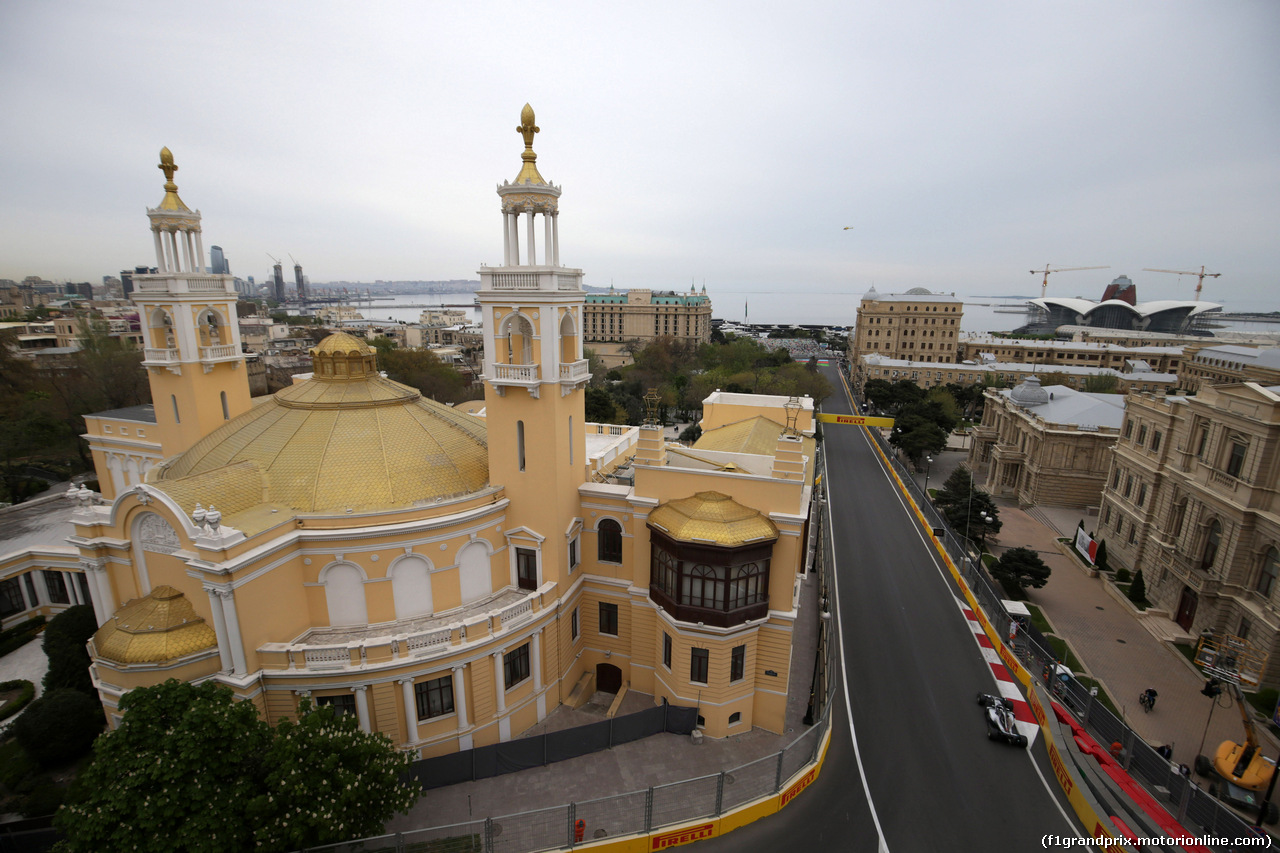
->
xmin=866 ymin=425 xmax=1266 ymax=848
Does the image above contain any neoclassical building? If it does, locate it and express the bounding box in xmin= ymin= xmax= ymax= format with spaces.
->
xmin=849 ymin=286 xmax=964 ymax=365
xmin=55 ymin=106 xmax=817 ymax=754
xmin=583 ymin=286 xmax=712 ymax=345
xmin=1098 ymin=382 xmax=1280 ymax=684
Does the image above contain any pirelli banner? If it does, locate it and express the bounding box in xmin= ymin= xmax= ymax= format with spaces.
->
xmin=816 ymin=413 xmax=895 ymax=428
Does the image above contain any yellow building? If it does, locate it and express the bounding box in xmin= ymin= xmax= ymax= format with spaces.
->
xmin=583 ymin=286 xmax=712 ymax=346
xmin=67 ymin=107 xmax=817 ymax=753
xmin=850 ymin=286 xmax=964 ymax=365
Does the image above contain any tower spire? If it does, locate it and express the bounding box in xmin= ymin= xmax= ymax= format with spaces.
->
xmin=514 ymin=103 xmax=546 ymax=185
xmin=157 ymin=147 xmax=190 ymax=211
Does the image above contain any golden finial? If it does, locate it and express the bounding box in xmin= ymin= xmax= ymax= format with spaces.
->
xmin=514 ymin=103 xmax=546 ymax=185
xmin=156 ymin=147 xmax=190 ymax=211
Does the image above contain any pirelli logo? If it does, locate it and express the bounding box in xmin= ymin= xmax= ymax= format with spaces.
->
xmin=780 ymin=766 xmax=819 ymax=807
xmin=651 ymin=823 xmax=715 ymax=849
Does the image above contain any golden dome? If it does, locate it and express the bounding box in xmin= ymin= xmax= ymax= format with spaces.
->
xmin=648 ymin=492 xmax=779 ymax=547
xmin=156 ymin=335 xmax=489 ymax=513
xmin=94 ymin=585 xmax=217 ymax=664
xmin=514 ymin=102 xmax=547 ymax=186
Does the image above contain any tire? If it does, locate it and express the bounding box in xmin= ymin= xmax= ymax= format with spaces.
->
xmin=977 ymin=693 xmax=988 ymax=706
xmin=987 ymin=729 xmax=995 ymax=740
xmin=1018 ymin=735 xmax=1029 ymax=748
xmin=1194 ymin=755 xmax=1213 ymax=777
xmin=1208 ymin=782 xmax=1219 ymax=798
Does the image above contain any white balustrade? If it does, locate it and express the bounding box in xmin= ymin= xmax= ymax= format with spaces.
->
xmin=406 ymin=627 xmax=452 ymax=655
xmin=144 ymin=347 xmax=181 ymax=362
xmin=494 ymin=363 xmax=540 ymax=382
xmin=200 ymin=344 xmax=239 ymax=360
xmin=559 ymin=359 xmax=589 ymax=381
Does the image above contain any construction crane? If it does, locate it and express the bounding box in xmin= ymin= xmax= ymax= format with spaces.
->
xmin=266 ymin=253 xmax=281 ymax=265
xmin=1142 ymin=265 xmax=1221 ymax=302
xmin=1030 ymin=265 xmax=1110 ymax=299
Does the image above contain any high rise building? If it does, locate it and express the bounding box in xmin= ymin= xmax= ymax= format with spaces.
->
xmin=293 ymin=261 xmax=306 ymax=301
xmin=210 ymin=245 xmax=230 ymax=275
xmin=272 ymin=263 xmax=285 ymax=302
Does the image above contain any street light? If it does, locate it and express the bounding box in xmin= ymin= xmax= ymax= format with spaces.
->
xmin=923 ymin=455 xmax=933 ymax=498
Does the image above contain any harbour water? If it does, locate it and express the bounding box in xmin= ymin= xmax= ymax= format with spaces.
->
xmin=334 ymin=290 xmax=1276 ymax=337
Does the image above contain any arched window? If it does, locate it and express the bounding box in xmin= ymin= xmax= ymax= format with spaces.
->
xmin=1200 ymin=520 xmax=1222 ymax=572
xmin=391 ymin=556 xmax=434 ymax=620
xmin=598 ymin=519 xmax=623 ymax=563
xmin=322 ymin=564 xmax=367 ymax=626
xmin=502 ymin=314 xmax=534 ymax=365
xmin=559 ymin=311 xmax=577 ymax=363
xmin=1256 ymin=548 xmax=1280 ymax=598
xmin=457 ymin=541 xmax=492 ymax=605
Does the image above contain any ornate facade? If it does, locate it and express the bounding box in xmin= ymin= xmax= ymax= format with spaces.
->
xmin=849 ymin=286 xmax=963 ymax=366
xmin=58 ymin=107 xmax=817 ymax=754
xmin=583 ymin=286 xmax=712 ymax=345
xmin=1098 ymin=383 xmax=1280 ymax=685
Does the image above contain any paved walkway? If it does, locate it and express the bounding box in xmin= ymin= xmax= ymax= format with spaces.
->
xmin=910 ymin=448 xmax=1280 ymax=774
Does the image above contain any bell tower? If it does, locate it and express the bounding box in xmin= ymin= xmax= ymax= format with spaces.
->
xmin=132 ymin=148 xmax=251 ymax=457
xmin=478 ymin=105 xmax=590 ymax=587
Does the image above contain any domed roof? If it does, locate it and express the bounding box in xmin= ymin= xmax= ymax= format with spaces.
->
xmin=647 ymin=491 xmax=778 ymax=547
xmin=1010 ymin=375 xmax=1050 ymax=407
xmin=155 ymin=333 xmax=489 ymax=513
xmin=93 ymin=585 xmax=217 ymax=664
xmin=905 ymin=287 xmax=933 ymax=295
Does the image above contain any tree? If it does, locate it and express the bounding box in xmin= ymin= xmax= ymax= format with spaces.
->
xmin=1128 ymin=570 xmax=1147 ymax=604
xmin=378 ymin=347 xmax=467 ymax=404
xmin=585 ymin=386 xmax=617 ymax=423
xmin=55 ymin=680 xmax=419 ymax=853
xmin=992 ymin=546 xmax=1051 ymax=597
xmin=933 ymin=466 xmax=975 ymax=512
xmin=42 ymin=605 xmax=98 ymax=697
xmin=1094 ymin=539 xmax=1109 ymax=572
xmin=1083 ymin=374 xmax=1120 ymax=394
xmin=13 ymin=688 xmax=104 ymax=767
xmin=942 ymin=489 xmax=1002 ymax=548
xmin=368 ymin=335 xmax=396 ymax=355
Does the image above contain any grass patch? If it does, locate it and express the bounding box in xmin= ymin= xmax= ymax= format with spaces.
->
xmin=1024 ymin=603 xmax=1054 ymax=636
xmin=1046 ymin=636 xmax=1082 ymax=673
xmin=1174 ymin=642 xmax=1199 ymax=667
xmin=1074 ymin=676 xmax=1121 ymax=718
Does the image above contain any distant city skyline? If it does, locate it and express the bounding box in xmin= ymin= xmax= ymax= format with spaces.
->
xmin=1 ymin=2 xmax=1276 ymax=312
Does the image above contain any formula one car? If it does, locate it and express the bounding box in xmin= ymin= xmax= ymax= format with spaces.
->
xmin=977 ymin=693 xmax=1028 ymax=747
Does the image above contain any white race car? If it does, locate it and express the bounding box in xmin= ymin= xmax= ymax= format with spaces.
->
xmin=977 ymin=693 xmax=1028 ymax=747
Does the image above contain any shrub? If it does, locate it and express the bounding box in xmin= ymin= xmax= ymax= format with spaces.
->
xmin=0 ymin=679 xmax=36 ymax=721
xmin=1128 ymin=570 xmax=1147 ymax=605
xmin=42 ymin=604 xmax=98 ymax=697
xmin=0 ymin=615 xmax=46 ymax=657
xmin=1115 ymin=567 xmax=1131 ymax=583
xmin=13 ymin=688 xmax=104 ymax=767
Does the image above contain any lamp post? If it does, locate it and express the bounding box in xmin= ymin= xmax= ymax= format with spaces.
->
xmin=923 ymin=455 xmax=933 ymax=499
xmin=978 ymin=511 xmax=993 ymax=551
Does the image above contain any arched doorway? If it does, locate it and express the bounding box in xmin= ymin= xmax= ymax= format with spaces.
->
xmin=596 ymin=662 xmax=622 ymax=694
xmin=1176 ymin=586 xmax=1197 ymax=632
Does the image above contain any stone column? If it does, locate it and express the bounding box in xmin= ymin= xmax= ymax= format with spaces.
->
xmin=194 ymin=229 xmax=205 ymax=274
xmin=503 ymin=212 xmax=512 ymax=266
xmin=216 ymin=589 xmax=247 ymax=675
xmin=400 ymin=678 xmax=418 ymax=744
xmin=493 ymin=650 xmax=507 ymax=713
xmin=552 ymin=212 xmax=560 ymax=266
xmin=452 ymin=664 xmax=469 ymax=728
xmin=17 ymin=572 xmax=34 ymax=612
xmin=544 ymin=211 xmax=553 ymax=268
xmin=205 ymin=587 xmax=234 ymax=672
xmin=511 ymin=211 xmax=520 ymax=264
xmin=153 ymin=229 xmax=166 ymax=272
xmin=62 ymin=572 xmax=80 ymax=606
xmin=82 ymin=560 xmax=113 ymax=624
xmin=352 ymin=685 xmax=371 ymax=733
xmin=525 ymin=208 xmax=536 ymax=265
xmin=33 ymin=572 xmax=50 ymax=606
xmin=531 ymin=630 xmax=543 ymax=691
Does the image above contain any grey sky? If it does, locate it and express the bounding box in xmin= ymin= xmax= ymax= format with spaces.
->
xmin=1 ymin=1 xmax=1276 ymax=310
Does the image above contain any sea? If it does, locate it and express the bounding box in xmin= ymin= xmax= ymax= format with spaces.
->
xmin=329 ymin=290 xmax=1278 ymax=337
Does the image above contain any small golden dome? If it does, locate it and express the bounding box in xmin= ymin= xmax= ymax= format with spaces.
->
xmin=309 ymin=332 xmax=379 ymax=380
xmin=94 ymin=585 xmax=217 ymax=664
xmin=311 ymin=332 xmax=372 ymax=356
xmin=648 ymin=491 xmax=779 ymax=547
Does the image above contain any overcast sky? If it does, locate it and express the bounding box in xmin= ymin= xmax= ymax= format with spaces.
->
xmin=1 ymin=1 xmax=1276 ymax=310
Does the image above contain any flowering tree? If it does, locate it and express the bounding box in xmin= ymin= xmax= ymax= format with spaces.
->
xmin=55 ymin=680 xmax=419 ymax=852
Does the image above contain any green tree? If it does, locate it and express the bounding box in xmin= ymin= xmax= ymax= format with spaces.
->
xmin=585 ymin=386 xmax=617 ymax=423
xmin=943 ymin=490 xmax=1002 ymax=547
xmin=1128 ymin=570 xmax=1147 ymax=604
xmin=933 ymin=466 xmax=975 ymax=511
xmin=42 ymin=605 xmax=98 ymax=697
xmin=368 ymin=335 xmax=396 ymax=355
xmin=14 ymin=688 xmax=104 ymax=768
xmin=55 ymin=680 xmax=419 ymax=853
xmin=378 ymin=347 xmax=468 ymax=404
xmin=992 ymin=546 xmax=1051 ymax=597
xmin=1094 ymin=539 xmax=1109 ymax=572
xmin=1083 ymin=374 xmax=1120 ymax=394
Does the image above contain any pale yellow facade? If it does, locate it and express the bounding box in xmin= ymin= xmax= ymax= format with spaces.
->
xmin=583 ymin=288 xmax=712 ymax=346
xmin=65 ymin=111 xmax=817 ymax=753
xmin=850 ymin=287 xmax=963 ymax=364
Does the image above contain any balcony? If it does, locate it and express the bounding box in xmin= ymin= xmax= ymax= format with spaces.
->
xmin=559 ymin=359 xmax=589 ymax=383
xmin=256 ymin=584 xmax=552 ymax=674
xmin=133 ymin=275 xmax=235 ymax=295
xmin=199 ymin=344 xmax=240 ymax=361
xmin=493 ymin=362 xmax=540 ymax=383
xmin=143 ymin=347 xmax=180 ymax=363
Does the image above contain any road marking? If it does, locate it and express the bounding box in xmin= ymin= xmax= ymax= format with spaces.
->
xmin=959 ymin=599 xmax=1039 ymax=743
xmin=828 ymin=365 xmax=1082 ymax=837
xmin=823 ymin=447 xmax=891 ymax=853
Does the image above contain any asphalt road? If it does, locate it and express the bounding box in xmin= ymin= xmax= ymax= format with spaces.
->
xmin=696 ymin=364 xmax=1081 ymax=851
